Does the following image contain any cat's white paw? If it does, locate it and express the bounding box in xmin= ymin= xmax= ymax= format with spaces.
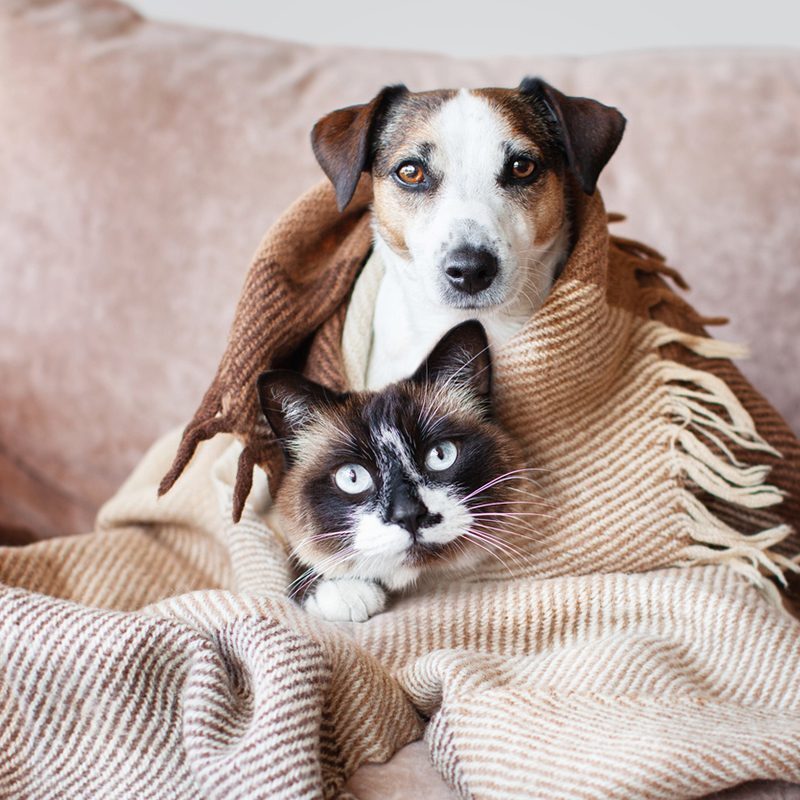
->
xmin=304 ymin=578 xmax=386 ymax=622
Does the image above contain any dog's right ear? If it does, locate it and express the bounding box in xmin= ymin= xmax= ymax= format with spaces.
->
xmin=311 ymin=84 xmax=408 ymax=212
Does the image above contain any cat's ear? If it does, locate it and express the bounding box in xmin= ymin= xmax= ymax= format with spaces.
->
xmin=257 ymin=370 xmax=343 ymax=445
xmin=411 ymin=320 xmax=492 ymax=400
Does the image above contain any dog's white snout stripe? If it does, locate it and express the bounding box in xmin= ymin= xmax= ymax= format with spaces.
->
xmin=367 ymin=88 xmax=569 ymax=388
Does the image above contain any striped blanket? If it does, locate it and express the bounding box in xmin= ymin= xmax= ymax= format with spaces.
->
xmin=2 ymin=180 xmax=800 ymax=799
xmin=2 ymin=429 xmax=800 ymax=799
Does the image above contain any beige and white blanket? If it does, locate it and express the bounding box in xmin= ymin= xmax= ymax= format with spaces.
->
xmin=2 ymin=180 xmax=800 ymax=799
xmin=2 ymin=428 xmax=800 ymax=799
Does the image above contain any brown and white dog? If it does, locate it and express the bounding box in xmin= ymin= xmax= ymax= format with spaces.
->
xmin=311 ymin=79 xmax=626 ymax=388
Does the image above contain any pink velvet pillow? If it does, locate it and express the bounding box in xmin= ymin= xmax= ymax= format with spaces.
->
xmin=1 ymin=0 xmax=798 ymax=539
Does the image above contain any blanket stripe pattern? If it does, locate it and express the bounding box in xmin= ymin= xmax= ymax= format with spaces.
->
xmin=2 ymin=179 xmax=800 ymax=799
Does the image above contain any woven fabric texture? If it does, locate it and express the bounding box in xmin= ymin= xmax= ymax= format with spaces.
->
xmin=2 ymin=179 xmax=800 ymax=799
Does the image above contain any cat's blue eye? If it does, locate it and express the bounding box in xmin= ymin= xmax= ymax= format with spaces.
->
xmin=333 ymin=463 xmax=374 ymax=495
xmin=424 ymin=440 xmax=458 ymax=472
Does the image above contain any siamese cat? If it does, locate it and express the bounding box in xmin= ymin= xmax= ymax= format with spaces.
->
xmin=257 ymin=320 xmax=529 ymax=622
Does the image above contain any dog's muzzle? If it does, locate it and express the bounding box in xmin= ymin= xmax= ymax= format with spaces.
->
xmin=444 ymin=246 xmax=498 ymax=296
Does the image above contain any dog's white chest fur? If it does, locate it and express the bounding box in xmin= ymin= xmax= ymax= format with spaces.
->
xmin=366 ymin=264 xmax=531 ymax=388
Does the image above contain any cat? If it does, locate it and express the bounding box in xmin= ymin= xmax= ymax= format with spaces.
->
xmin=257 ymin=320 xmax=528 ymax=622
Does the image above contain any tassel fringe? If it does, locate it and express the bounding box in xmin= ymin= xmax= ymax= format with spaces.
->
xmin=645 ymin=322 xmax=797 ymax=599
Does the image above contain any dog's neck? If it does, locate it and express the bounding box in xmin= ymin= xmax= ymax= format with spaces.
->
xmin=366 ymin=222 xmax=571 ymax=390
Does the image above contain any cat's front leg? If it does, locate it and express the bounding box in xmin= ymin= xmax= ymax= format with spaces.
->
xmin=304 ymin=578 xmax=386 ymax=622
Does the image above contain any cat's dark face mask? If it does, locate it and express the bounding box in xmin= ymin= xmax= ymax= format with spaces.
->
xmin=257 ymin=321 xmax=527 ymax=588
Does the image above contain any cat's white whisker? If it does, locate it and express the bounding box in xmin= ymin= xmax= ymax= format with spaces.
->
xmin=470 ymin=508 xmax=554 ymax=520
xmin=472 ymin=511 xmax=556 ymax=521
xmin=461 ymin=532 xmax=517 ymax=578
xmin=468 ymin=481 xmax=552 ymax=505
xmin=467 ymin=500 xmax=548 ymax=510
xmin=469 ymin=516 xmax=544 ymax=539
xmin=469 ymin=520 xmax=547 ymax=544
xmin=309 ymin=529 xmax=353 ymax=541
xmin=501 ymin=485 xmax=554 ymax=504
xmin=477 ymin=541 xmax=530 ymax=576
xmin=470 ymin=523 xmax=550 ymax=540
xmin=289 ymin=529 xmax=354 ymax=561
xmin=462 ymin=467 xmax=548 ymax=502
xmin=286 ymin=568 xmax=317 ymax=598
xmin=471 ymin=529 xmax=528 ymax=558
xmin=286 ymin=548 xmax=356 ymax=599
xmin=464 ymin=530 xmax=527 ymax=573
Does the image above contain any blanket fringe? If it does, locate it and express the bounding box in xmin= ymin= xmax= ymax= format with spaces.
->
xmin=645 ymin=322 xmax=797 ymax=598
xmin=649 ymin=327 xmax=749 ymax=360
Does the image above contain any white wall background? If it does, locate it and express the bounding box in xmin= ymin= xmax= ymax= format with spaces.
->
xmin=128 ymin=0 xmax=800 ymax=56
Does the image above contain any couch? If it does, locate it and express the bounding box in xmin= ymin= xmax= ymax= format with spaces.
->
xmin=1 ymin=2 xmax=799 ymax=797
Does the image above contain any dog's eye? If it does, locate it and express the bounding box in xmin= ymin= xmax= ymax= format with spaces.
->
xmin=396 ymin=162 xmax=426 ymax=185
xmin=510 ymin=157 xmax=536 ymax=181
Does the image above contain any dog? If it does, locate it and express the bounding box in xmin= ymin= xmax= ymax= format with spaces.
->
xmin=310 ymin=78 xmax=625 ymax=388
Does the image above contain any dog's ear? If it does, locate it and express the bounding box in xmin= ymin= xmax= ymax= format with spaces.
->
xmin=257 ymin=370 xmax=345 ymax=458
xmin=519 ymin=77 xmax=625 ymax=195
xmin=410 ymin=320 xmax=492 ymax=402
xmin=311 ymin=84 xmax=408 ymax=211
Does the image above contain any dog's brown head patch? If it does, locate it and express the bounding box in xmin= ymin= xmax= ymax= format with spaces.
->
xmin=311 ymin=79 xmax=625 ymax=314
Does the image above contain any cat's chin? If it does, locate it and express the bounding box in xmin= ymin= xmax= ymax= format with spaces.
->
xmin=376 ymin=542 xmax=490 ymax=593
xmin=403 ymin=541 xmax=449 ymax=566
xmin=352 ymin=541 xmax=469 ymax=591
xmin=360 ymin=562 xmax=420 ymax=593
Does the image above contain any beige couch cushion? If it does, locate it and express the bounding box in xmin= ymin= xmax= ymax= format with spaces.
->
xmin=1 ymin=0 xmax=799 ymax=544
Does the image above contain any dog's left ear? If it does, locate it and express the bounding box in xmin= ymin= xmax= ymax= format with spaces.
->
xmin=519 ymin=77 xmax=626 ymax=195
xmin=311 ymin=84 xmax=408 ymax=211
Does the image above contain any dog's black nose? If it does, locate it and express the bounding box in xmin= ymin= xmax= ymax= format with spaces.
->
xmin=444 ymin=247 xmax=499 ymax=295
